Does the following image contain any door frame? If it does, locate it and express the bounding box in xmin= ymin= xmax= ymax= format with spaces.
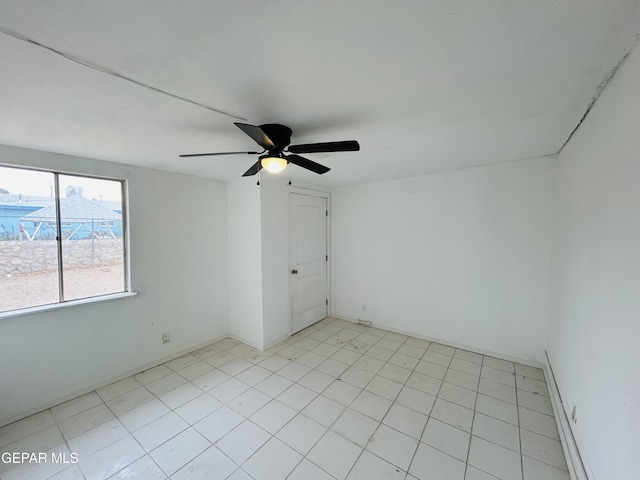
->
xmin=287 ymin=185 xmax=331 ymax=336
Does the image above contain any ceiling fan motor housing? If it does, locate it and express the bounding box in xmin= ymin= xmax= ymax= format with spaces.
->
xmin=260 ymin=124 xmax=292 ymax=150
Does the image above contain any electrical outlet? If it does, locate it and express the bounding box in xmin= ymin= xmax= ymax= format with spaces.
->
xmin=571 ymin=405 xmax=577 ymax=423
xmin=362 ymin=304 xmax=367 ymax=312
xmin=162 ymin=332 xmax=170 ymax=344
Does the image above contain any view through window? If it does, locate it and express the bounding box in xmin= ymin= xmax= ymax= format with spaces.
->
xmin=0 ymin=165 xmax=127 ymax=313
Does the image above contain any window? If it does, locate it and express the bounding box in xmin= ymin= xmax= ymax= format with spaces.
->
xmin=0 ymin=165 xmax=129 ymax=314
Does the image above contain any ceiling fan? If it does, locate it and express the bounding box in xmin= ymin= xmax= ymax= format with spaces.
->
xmin=179 ymin=123 xmax=360 ymax=177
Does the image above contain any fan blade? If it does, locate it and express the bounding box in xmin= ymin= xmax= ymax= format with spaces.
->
xmin=179 ymin=151 xmax=260 ymax=158
xmin=234 ymin=123 xmax=276 ymax=149
xmin=286 ymin=154 xmax=330 ymax=174
xmin=242 ymin=160 xmax=263 ymax=177
xmin=288 ymin=140 xmax=359 ymax=154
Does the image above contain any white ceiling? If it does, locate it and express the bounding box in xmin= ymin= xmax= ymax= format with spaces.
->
xmin=0 ymin=1 xmax=639 ymax=187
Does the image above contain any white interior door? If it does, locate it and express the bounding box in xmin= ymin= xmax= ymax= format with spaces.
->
xmin=290 ymin=192 xmax=328 ymax=334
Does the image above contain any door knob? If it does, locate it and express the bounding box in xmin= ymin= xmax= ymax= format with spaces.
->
xmin=291 ymin=269 xmax=298 ymax=274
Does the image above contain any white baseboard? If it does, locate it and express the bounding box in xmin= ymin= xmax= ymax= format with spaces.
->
xmin=229 ymin=333 xmax=292 ymax=351
xmin=544 ymin=351 xmax=589 ymax=480
xmin=0 ymin=333 xmax=229 ymax=428
xmin=330 ymin=314 xmax=543 ymax=368
xmin=263 ymin=334 xmax=290 ymax=351
xmin=229 ymin=334 xmax=264 ymax=351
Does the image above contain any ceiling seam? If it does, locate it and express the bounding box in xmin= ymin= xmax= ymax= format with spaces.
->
xmin=557 ymin=33 xmax=640 ymax=155
xmin=454 ymin=153 xmax=557 ymax=172
xmin=0 ymin=25 xmax=247 ymax=122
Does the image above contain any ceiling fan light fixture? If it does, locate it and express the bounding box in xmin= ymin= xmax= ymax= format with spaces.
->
xmin=260 ymin=154 xmax=288 ymax=173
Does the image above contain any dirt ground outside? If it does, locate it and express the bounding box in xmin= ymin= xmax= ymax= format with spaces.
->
xmin=0 ymin=263 xmax=125 ymax=313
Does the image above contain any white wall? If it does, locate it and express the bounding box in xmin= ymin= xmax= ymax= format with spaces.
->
xmin=0 ymin=145 xmax=229 ymax=426
xmin=331 ymin=157 xmax=554 ymax=361
xmin=227 ymin=179 xmax=263 ymax=347
xmin=549 ymin=43 xmax=640 ymax=479
xmin=259 ymin=175 xmax=290 ymax=347
xmin=226 ymin=174 xmax=291 ymax=349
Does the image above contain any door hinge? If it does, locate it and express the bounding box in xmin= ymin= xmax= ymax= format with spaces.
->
xmin=326 ymin=255 xmax=328 ymax=261
xmin=326 ymin=299 xmax=328 ymax=306
xmin=326 ymin=210 xmax=328 ymax=216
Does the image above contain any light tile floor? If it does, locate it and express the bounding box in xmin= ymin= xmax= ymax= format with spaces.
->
xmin=0 ymin=318 xmax=569 ymax=480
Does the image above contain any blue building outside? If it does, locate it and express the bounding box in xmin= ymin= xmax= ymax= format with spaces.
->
xmin=0 ymin=204 xmax=43 ymax=240
xmin=0 ymin=193 xmax=122 ymax=241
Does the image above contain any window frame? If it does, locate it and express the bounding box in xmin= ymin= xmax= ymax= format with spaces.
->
xmin=0 ymin=163 xmax=135 ymax=319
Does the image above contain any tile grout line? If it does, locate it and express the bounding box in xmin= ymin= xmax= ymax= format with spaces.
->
xmin=56 ymin=412 xmax=87 ymax=480
xmin=462 ymin=355 xmax=482 ymax=480
xmin=515 ymin=373 xmax=524 ymax=480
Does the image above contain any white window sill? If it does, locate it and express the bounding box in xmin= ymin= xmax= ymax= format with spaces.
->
xmin=0 ymin=291 xmax=138 ymax=321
